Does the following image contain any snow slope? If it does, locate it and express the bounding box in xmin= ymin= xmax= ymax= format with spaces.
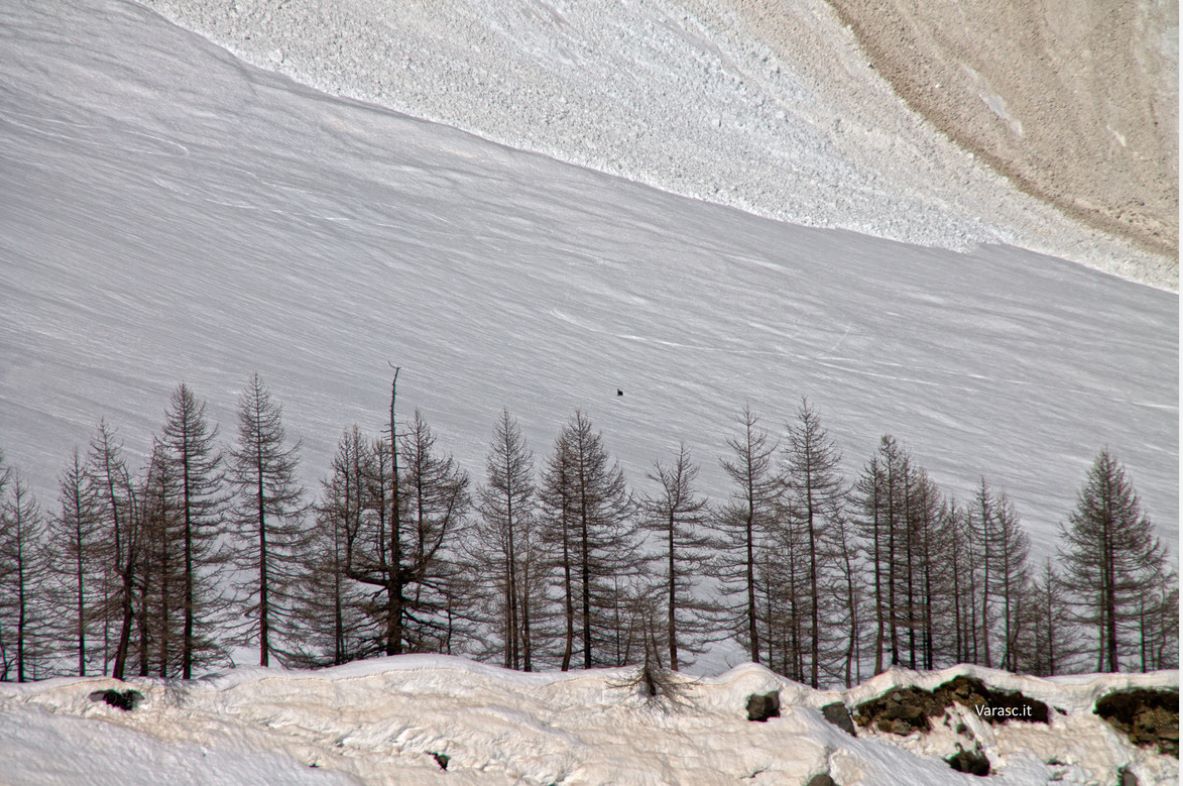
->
xmin=136 ymin=0 xmax=1176 ymax=288
xmin=0 ymin=0 xmax=1176 ymax=556
xmin=1 ymin=656 xmax=1177 ymax=785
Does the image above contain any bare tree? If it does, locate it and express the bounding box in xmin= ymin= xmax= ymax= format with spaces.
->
xmin=48 ymin=449 xmax=102 ymax=675
xmin=0 ymin=472 xmax=49 ymax=681
xmin=1059 ymin=449 xmax=1169 ymax=672
xmin=87 ymin=420 xmax=141 ymax=679
xmin=782 ymin=399 xmax=845 ymax=688
xmin=228 ymin=373 xmax=307 ymax=666
xmin=294 ymin=426 xmax=376 ymax=666
xmin=340 ymin=378 xmax=471 ymax=657
xmin=715 ymin=407 xmax=780 ymax=665
xmin=158 ymin=384 xmax=228 ymax=679
xmin=640 ymin=443 xmax=717 ymax=672
xmin=473 ymin=410 xmax=537 ymax=670
xmin=988 ymin=491 xmax=1030 ymax=671
xmin=539 ymin=411 xmax=636 ymax=669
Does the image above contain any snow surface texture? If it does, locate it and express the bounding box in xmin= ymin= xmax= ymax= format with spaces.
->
xmin=134 ymin=0 xmax=1176 ymax=289
xmin=1 ymin=656 xmax=1178 ymax=785
xmin=0 ymin=0 xmax=1177 ymax=558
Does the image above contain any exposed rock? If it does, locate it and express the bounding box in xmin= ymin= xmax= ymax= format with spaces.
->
xmin=87 ymin=689 xmax=144 ymax=712
xmin=1094 ymin=688 xmax=1179 ymax=758
xmin=1118 ymin=765 xmax=1139 ymax=786
xmin=852 ymin=676 xmax=1049 ymax=735
xmin=429 ymin=751 xmax=450 ymax=771
xmin=746 ymin=691 xmax=781 ymax=722
xmin=947 ymin=744 xmax=990 ymax=776
xmin=806 ymin=774 xmax=836 ymax=786
xmin=821 ymin=702 xmax=856 ymax=736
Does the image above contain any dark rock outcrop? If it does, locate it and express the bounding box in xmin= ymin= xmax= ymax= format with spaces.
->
xmin=88 ymin=688 xmax=144 ymax=712
xmin=821 ymin=702 xmax=856 ymax=736
xmin=852 ymin=676 xmax=1049 ymax=735
xmin=946 ymin=744 xmax=990 ymax=776
xmin=746 ymin=691 xmax=781 ymax=722
xmin=1094 ymin=688 xmax=1179 ymax=758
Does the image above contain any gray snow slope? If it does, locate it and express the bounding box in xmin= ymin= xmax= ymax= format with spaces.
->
xmin=0 ymin=0 xmax=1178 ymax=560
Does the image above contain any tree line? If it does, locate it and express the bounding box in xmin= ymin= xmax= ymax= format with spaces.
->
xmin=0 ymin=373 xmax=1175 ymax=685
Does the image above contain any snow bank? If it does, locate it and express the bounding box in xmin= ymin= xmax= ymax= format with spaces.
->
xmin=133 ymin=0 xmax=1174 ymax=287
xmin=1 ymin=656 xmax=1177 ymax=784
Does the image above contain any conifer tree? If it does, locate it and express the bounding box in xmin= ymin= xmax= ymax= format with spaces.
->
xmin=87 ymin=420 xmax=140 ymax=679
xmin=0 ymin=472 xmax=49 ymax=681
xmin=1059 ymin=450 xmax=1169 ymax=672
xmin=715 ymin=407 xmax=780 ymax=665
xmin=295 ymin=426 xmax=375 ymax=665
xmin=159 ymin=384 xmax=227 ymax=678
xmin=782 ymin=399 xmax=844 ymax=688
xmin=49 ymin=449 xmax=103 ymax=676
xmin=539 ymin=411 xmax=636 ymax=669
xmin=473 ymin=410 xmax=537 ymax=670
xmin=229 ymin=373 xmax=307 ymax=666
xmin=640 ymin=443 xmax=716 ymax=671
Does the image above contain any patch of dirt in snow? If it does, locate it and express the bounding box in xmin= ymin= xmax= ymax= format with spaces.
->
xmin=824 ymin=0 xmax=1178 ymax=265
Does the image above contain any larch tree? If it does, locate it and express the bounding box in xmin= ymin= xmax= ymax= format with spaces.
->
xmin=782 ymin=399 xmax=844 ymax=688
xmin=715 ymin=406 xmax=780 ymax=665
xmin=640 ymin=443 xmax=715 ymax=672
xmin=539 ymin=410 xmax=636 ymax=670
xmin=296 ymin=426 xmax=375 ymax=666
xmin=853 ymin=435 xmax=908 ymax=673
xmin=159 ymin=383 xmax=228 ymax=679
xmin=1058 ymin=449 xmax=1169 ymax=672
xmin=473 ymin=409 xmax=537 ymax=671
xmin=0 ymin=472 xmax=49 ymax=681
xmin=397 ymin=411 xmax=472 ymax=654
xmin=87 ymin=420 xmax=140 ymax=679
xmin=988 ymin=491 xmax=1030 ymax=672
xmin=341 ymin=377 xmax=471 ymax=658
xmin=229 ymin=373 xmax=307 ymax=667
xmin=49 ymin=449 xmax=103 ymax=676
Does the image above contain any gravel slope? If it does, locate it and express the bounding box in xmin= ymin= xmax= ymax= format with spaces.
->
xmin=825 ymin=0 xmax=1178 ymax=265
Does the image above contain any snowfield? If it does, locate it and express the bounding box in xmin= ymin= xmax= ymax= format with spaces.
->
xmin=1 ymin=656 xmax=1177 ymax=785
xmin=0 ymin=0 xmax=1176 ymax=558
xmin=135 ymin=0 xmax=1175 ymax=287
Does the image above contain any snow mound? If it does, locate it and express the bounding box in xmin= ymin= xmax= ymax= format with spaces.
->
xmin=1 ymin=657 xmax=1177 ymax=785
xmin=135 ymin=0 xmax=1174 ymax=288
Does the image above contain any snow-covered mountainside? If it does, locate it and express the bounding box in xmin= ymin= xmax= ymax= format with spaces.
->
xmin=0 ymin=0 xmax=1177 ymax=556
xmin=136 ymin=0 xmax=1176 ymax=288
xmin=1 ymin=657 xmax=1177 ymax=785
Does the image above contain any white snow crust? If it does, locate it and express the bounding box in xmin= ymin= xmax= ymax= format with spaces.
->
xmin=1 ymin=656 xmax=1177 ymax=785
xmin=133 ymin=0 xmax=1174 ymax=287
xmin=0 ymin=0 xmax=1177 ymax=557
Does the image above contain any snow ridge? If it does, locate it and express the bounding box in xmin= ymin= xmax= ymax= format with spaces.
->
xmin=2 ymin=656 xmax=1178 ymax=785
